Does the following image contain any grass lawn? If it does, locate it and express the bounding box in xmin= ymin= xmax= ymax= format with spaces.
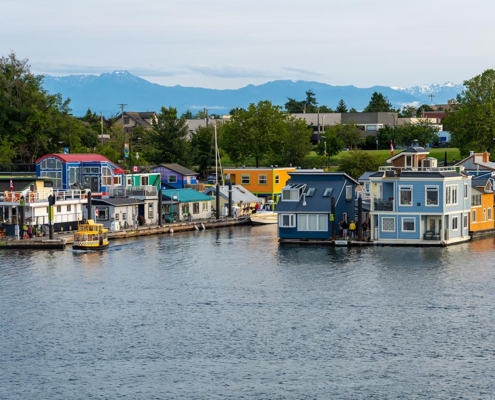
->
xmin=328 ymin=148 xmax=461 ymax=166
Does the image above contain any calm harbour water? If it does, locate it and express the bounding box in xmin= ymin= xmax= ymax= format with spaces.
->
xmin=2 ymin=225 xmax=495 ymax=399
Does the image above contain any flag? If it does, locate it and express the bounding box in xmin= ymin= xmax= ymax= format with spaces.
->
xmin=10 ymin=179 xmax=14 ymax=191
xmin=95 ymin=208 xmax=99 ymax=218
xmin=390 ymin=140 xmax=394 ymax=156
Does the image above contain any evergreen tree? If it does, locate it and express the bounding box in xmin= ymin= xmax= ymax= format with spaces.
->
xmin=336 ymin=99 xmax=348 ymax=113
xmin=363 ymin=92 xmax=394 ymax=112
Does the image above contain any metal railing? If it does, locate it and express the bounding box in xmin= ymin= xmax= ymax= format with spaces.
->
xmin=107 ymin=185 xmax=158 ymax=198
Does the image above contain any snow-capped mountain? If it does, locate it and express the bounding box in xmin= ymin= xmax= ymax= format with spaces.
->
xmin=41 ymin=71 xmax=464 ymax=117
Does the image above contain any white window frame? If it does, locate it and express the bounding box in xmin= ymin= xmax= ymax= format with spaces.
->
xmin=297 ymin=214 xmax=328 ymax=232
xmin=168 ymin=175 xmax=177 ymax=183
xmin=464 ymin=183 xmax=468 ymax=199
xmin=401 ymin=217 xmax=416 ymax=232
xmin=425 ymin=186 xmax=439 ymax=206
xmin=258 ymin=174 xmax=268 ymax=185
xmin=483 ymin=208 xmax=486 ymax=222
xmin=399 ymin=186 xmax=413 ymax=206
xmin=446 ymin=184 xmax=458 ymax=206
xmin=489 ymin=208 xmax=493 ymax=220
xmin=281 ymin=189 xmax=300 ymax=201
xmin=472 ymin=209 xmax=477 ymax=222
xmin=382 ymin=217 xmax=395 ymax=232
xmin=463 ymin=214 xmax=468 ymax=229
xmin=345 ymin=186 xmax=352 ymax=201
xmin=279 ymin=214 xmax=296 ymax=228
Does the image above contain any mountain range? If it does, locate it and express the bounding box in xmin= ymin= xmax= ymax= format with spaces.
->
xmin=41 ymin=71 xmax=464 ymax=117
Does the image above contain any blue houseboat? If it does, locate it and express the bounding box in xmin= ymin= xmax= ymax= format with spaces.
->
xmin=276 ymin=172 xmax=358 ymax=241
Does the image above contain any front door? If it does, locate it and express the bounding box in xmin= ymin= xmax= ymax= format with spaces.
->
xmin=427 ymin=217 xmax=442 ymax=236
xmin=91 ymin=176 xmax=99 ymax=192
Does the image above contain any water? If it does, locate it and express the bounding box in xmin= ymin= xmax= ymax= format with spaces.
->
xmin=2 ymin=225 xmax=495 ymax=399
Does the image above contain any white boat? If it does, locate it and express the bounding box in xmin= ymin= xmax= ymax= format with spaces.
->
xmin=250 ymin=201 xmax=278 ymax=225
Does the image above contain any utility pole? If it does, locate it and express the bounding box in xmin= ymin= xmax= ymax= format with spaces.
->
xmin=118 ymin=103 xmax=128 ymax=167
xmin=100 ymin=111 xmax=104 ymax=145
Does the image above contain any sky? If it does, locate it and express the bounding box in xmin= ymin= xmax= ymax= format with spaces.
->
xmin=2 ymin=0 xmax=495 ymax=90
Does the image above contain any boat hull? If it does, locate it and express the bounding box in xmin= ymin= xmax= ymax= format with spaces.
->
xmin=73 ymin=242 xmax=109 ymax=251
xmin=250 ymin=214 xmax=278 ymax=225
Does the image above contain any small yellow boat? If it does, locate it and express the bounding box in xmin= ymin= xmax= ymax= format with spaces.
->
xmin=73 ymin=219 xmax=109 ymax=250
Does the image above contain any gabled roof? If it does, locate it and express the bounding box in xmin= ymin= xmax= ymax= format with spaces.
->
xmin=358 ymin=171 xmax=375 ymax=183
xmin=152 ymin=163 xmax=198 ymax=176
xmin=203 ymin=185 xmax=261 ymax=204
xmin=387 ymin=145 xmax=429 ymax=163
xmin=162 ymin=188 xmax=213 ymax=203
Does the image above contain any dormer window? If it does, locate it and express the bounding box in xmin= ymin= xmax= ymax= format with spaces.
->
xmin=281 ymin=183 xmax=306 ymax=201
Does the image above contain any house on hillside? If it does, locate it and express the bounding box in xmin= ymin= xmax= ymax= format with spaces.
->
xmin=370 ymin=144 xmax=472 ymax=246
xmin=276 ymin=172 xmax=358 ymax=241
xmin=114 ymin=112 xmax=157 ymax=135
xmin=150 ymin=163 xmax=199 ymax=189
xmin=455 ymin=151 xmax=495 ymax=173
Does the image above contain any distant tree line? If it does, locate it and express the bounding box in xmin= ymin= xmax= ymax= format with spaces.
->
xmin=2 ymin=51 xmax=493 ymax=179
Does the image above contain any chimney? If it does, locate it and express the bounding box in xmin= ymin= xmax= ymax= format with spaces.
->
xmin=484 ymin=151 xmax=490 ymax=163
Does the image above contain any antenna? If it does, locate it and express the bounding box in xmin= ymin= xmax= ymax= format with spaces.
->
xmin=429 ymin=93 xmax=435 ymax=104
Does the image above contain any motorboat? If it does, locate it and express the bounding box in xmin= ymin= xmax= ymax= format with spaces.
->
xmin=250 ymin=201 xmax=278 ymax=225
xmin=73 ymin=219 xmax=109 ymax=250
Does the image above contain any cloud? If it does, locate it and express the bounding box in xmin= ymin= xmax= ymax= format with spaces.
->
xmin=185 ymin=64 xmax=277 ymax=79
xmin=281 ymin=66 xmax=325 ymax=78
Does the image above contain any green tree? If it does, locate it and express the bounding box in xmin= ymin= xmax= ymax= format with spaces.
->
xmin=267 ymin=116 xmax=313 ymax=167
xmin=444 ymin=69 xmax=495 ymax=156
xmin=181 ymin=110 xmax=194 ymax=119
xmin=221 ymin=101 xmax=287 ymax=167
xmin=416 ymin=104 xmax=433 ymax=117
xmin=336 ymin=99 xmax=348 ymax=113
xmin=399 ymin=105 xmax=416 ymax=118
xmin=363 ymin=92 xmax=394 ymax=112
xmin=145 ymin=107 xmax=192 ymax=166
xmin=349 ymin=107 xmax=357 ymax=113
xmin=326 ymin=122 xmax=363 ymax=150
xmin=315 ymin=130 xmax=344 ymax=157
xmin=338 ymin=151 xmax=382 ymax=179
xmin=190 ymin=125 xmax=215 ymax=178
xmin=0 ymin=52 xmax=75 ymax=163
xmin=284 ymin=89 xmax=319 ymax=113
xmin=394 ymin=121 xmax=440 ymax=148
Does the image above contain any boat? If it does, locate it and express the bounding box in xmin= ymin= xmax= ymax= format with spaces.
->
xmin=250 ymin=201 xmax=278 ymax=225
xmin=72 ymin=219 xmax=109 ymax=250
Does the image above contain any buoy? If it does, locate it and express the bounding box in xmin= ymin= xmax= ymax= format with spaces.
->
xmin=169 ymin=228 xmax=174 ymax=234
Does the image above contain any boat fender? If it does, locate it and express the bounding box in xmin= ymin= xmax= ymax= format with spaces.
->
xmin=194 ymin=225 xmax=199 ymax=230
xmin=201 ymin=223 xmax=206 ymax=230
xmin=169 ymin=228 xmax=174 ymax=234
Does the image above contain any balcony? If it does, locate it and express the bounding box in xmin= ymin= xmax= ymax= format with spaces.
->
xmin=107 ymin=185 xmax=158 ymax=198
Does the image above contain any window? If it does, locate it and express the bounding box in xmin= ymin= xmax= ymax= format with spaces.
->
xmin=193 ymin=203 xmax=200 ymax=214
xmin=472 ymin=210 xmax=477 ymax=222
xmin=56 ymin=205 xmax=61 ymax=213
xmin=306 ymin=188 xmax=316 ymax=197
xmin=280 ymin=214 xmax=295 ymax=227
xmin=452 ymin=216 xmax=458 ymax=230
xmin=464 ymin=183 xmax=468 ymax=199
xmin=241 ymin=175 xmax=250 ymax=184
xmin=96 ymin=207 xmax=109 ymax=221
xmin=69 ymin=167 xmax=81 ymax=186
xmin=67 ymin=205 xmax=71 ymax=212
xmin=472 ymin=194 xmax=481 ymax=206
xmin=426 ymin=186 xmax=438 ymax=206
xmin=297 ymin=214 xmax=328 ymax=231
xmin=168 ymin=175 xmax=177 ymax=183
xmin=346 ymin=186 xmax=352 ymax=201
xmin=483 ymin=209 xmax=486 ymax=222
xmin=446 ymin=185 xmax=458 ymax=205
xmin=489 ymin=208 xmax=493 ymax=220
xmin=382 ymin=217 xmax=395 ymax=232
xmin=148 ymin=203 xmax=153 ymax=219
xmin=113 ymin=176 xmax=122 ymax=185
xmin=275 ymin=175 xmax=280 ymax=184
xmin=402 ymin=217 xmax=415 ymax=232
xmin=123 ymin=213 xmax=127 ymax=221
xmin=258 ymin=174 xmax=267 ymax=185
xmin=282 ymin=189 xmax=299 ymax=201
xmin=203 ymin=202 xmax=208 ymax=211
xmin=115 ymin=213 xmax=119 ymax=220
xmin=102 ymin=166 xmax=112 ymax=186
xmin=405 ymin=155 xmax=413 ymax=168
xmin=463 ymin=214 xmax=468 ymax=228
xmin=323 ymin=188 xmax=333 ymax=197
xmin=141 ymin=176 xmax=149 ymax=186
xmin=399 ymin=186 xmax=412 ymax=206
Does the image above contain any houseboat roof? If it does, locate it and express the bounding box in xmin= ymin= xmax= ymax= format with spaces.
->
xmin=152 ymin=163 xmax=198 ymax=176
xmin=203 ymin=185 xmax=261 ymax=204
xmin=162 ymin=188 xmax=214 ymax=202
xmin=35 ymin=154 xmax=125 ymax=174
xmin=92 ymin=198 xmax=145 ymax=206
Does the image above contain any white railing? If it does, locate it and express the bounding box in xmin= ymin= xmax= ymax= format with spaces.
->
xmin=107 ymin=185 xmax=158 ymax=198
xmin=379 ymin=165 xmax=462 ymax=173
xmin=2 ymin=189 xmax=87 ymax=204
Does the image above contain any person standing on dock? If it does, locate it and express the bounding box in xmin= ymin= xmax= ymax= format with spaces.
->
xmin=341 ymin=219 xmax=348 ymax=239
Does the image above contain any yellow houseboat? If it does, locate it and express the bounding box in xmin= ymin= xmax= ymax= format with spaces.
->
xmin=73 ymin=219 xmax=109 ymax=250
